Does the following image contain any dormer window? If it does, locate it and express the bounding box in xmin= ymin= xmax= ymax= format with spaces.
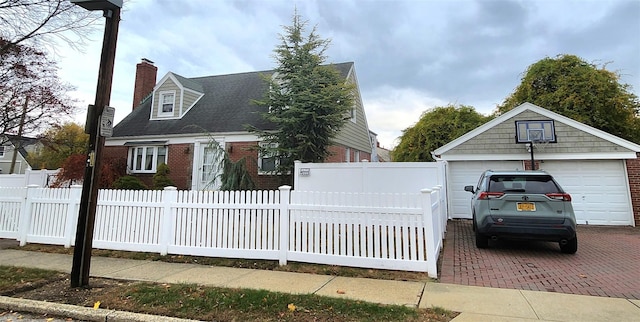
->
xmin=159 ymin=91 xmax=175 ymax=115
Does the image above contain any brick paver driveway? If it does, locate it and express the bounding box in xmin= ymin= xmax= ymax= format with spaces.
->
xmin=439 ymin=219 xmax=640 ymax=299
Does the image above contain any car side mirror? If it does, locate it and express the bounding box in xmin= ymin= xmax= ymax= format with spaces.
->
xmin=464 ymin=185 xmax=475 ymax=193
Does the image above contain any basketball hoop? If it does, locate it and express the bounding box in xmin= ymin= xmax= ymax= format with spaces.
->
xmin=515 ymin=120 xmax=557 ymax=170
xmin=534 ymin=140 xmax=551 ymax=152
xmin=526 ymin=140 xmax=550 ymax=152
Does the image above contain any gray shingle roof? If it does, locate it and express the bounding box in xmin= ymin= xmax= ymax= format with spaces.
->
xmin=112 ymin=62 xmax=354 ymax=138
xmin=171 ymin=72 xmax=204 ymax=93
xmin=4 ymin=135 xmax=38 ymax=159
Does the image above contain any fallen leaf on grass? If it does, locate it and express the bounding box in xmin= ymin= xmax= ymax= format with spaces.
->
xmin=337 ymin=290 xmax=346 ymax=294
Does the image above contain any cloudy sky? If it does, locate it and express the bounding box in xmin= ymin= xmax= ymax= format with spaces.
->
xmin=57 ymin=0 xmax=640 ymax=149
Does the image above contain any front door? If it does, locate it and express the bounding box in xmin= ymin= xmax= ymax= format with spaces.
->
xmin=197 ymin=144 xmax=223 ymax=190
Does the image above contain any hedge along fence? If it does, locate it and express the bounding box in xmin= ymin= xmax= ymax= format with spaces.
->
xmin=0 ymin=185 xmax=446 ymax=277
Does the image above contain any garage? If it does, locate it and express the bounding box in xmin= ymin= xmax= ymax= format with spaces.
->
xmin=448 ymin=160 xmax=523 ymax=218
xmin=540 ymin=160 xmax=633 ymax=225
xmin=434 ymin=103 xmax=640 ymax=226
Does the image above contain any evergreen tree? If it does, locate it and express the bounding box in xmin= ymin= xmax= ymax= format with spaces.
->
xmin=152 ymin=163 xmax=175 ymax=190
xmin=220 ymin=157 xmax=256 ymax=191
xmin=201 ymin=137 xmax=256 ymax=191
xmin=250 ymin=12 xmax=354 ymax=181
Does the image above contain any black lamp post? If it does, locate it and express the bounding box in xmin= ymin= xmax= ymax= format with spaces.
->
xmin=69 ymin=0 xmax=122 ymax=287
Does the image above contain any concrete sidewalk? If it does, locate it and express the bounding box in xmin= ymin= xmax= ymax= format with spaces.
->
xmin=1 ymin=249 xmax=639 ymax=322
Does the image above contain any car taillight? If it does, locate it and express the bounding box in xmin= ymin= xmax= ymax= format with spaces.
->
xmin=546 ymin=193 xmax=572 ymax=201
xmin=478 ymin=192 xmax=504 ymax=200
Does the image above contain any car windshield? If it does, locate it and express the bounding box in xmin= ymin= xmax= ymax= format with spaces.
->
xmin=488 ymin=175 xmax=561 ymax=194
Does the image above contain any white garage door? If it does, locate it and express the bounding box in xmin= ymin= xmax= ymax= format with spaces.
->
xmin=448 ymin=161 xmax=524 ymax=219
xmin=539 ymin=160 xmax=633 ymax=225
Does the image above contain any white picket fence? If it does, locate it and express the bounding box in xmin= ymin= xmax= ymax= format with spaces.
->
xmin=0 ymin=185 xmax=446 ymax=277
xmin=0 ymin=169 xmax=59 ymax=188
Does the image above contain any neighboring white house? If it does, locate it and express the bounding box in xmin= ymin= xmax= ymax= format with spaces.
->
xmin=0 ymin=135 xmax=40 ymax=175
xmin=433 ymin=102 xmax=640 ymax=227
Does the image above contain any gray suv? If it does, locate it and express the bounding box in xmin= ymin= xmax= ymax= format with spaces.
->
xmin=464 ymin=170 xmax=577 ymax=254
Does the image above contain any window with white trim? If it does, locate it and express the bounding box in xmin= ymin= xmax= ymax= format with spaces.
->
xmin=258 ymin=143 xmax=277 ymax=174
xmin=258 ymin=143 xmax=289 ymax=174
xmin=345 ymin=147 xmax=351 ymax=162
xmin=128 ymin=146 xmax=168 ymax=173
xmin=354 ymin=150 xmax=360 ymax=162
xmin=159 ymin=91 xmax=175 ymax=115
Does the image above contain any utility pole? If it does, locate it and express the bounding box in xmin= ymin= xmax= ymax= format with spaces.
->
xmin=70 ymin=0 xmax=122 ymax=287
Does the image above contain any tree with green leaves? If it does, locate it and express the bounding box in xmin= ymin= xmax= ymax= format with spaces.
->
xmin=250 ymin=12 xmax=354 ymax=181
xmin=392 ymin=105 xmax=492 ymax=162
xmin=498 ymin=54 xmax=640 ymax=143
xmin=28 ymin=122 xmax=88 ymax=170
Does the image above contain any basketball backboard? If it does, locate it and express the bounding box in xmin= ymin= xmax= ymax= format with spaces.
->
xmin=515 ymin=120 xmax=556 ymax=143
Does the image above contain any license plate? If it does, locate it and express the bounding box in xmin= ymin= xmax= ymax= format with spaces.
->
xmin=517 ymin=202 xmax=536 ymax=211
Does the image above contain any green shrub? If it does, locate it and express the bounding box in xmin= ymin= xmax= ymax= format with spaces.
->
xmin=221 ymin=157 xmax=256 ymax=191
xmin=153 ymin=163 xmax=175 ymax=190
xmin=112 ymin=176 xmax=148 ymax=190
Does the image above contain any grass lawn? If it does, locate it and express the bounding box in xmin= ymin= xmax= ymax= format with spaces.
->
xmin=0 ymin=265 xmax=457 ymax=321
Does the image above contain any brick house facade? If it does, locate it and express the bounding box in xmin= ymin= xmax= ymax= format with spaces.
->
xmin=625 ymin=153 xmax=640 ymax=226
xmin=104 ymin=60 xmax=376 ymax=191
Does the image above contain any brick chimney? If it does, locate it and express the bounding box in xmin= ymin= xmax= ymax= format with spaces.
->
xmin=132 ymin=58 xmax=157 ymax=109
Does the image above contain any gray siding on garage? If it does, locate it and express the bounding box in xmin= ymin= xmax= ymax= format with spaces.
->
xmin=447 ymin=110 xmax=633 ymax=155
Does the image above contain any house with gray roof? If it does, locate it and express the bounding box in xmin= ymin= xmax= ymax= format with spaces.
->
xmin=0 ymin=135 xmax=41 ymax=174
xmin=104 ymin=59 xmax=375 ymax=190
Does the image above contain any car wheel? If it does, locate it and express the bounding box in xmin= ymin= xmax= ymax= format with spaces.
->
xmin=560 ymin=236 xmax=578 ymax=254
xmin=475 ymin=231 xmax=489 ymax=249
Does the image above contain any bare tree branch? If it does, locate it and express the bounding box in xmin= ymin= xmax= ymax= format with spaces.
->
xmin=0 ymin=0 xmax=101 ymax=55
xmin=0 ymin=38 xmax=77 ymax=145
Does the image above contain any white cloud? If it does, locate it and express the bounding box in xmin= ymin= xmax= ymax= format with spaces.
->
xmin=364 ymin=86 xmax=449 ymax=149
xmin=51 ymin=0 xmax=638 ymax=151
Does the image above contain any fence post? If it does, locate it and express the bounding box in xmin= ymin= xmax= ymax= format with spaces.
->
xmin=24 ymin=169 xmax=32 ymax=186
xmin=420 ymin=188 xmax=438 ymax=278
xmin=64 ymin=185 xmax=83 ymax=248
xmin=434 ymin=184 xmax=447 ymax=235
xmin=18 ymin=185 xmax=39 ymax=246
xmin=278 ymin=185 xmax=291 ymax=266
xmin=431 ymin=186 xmax=443 ymax=240
xmin=293 ymin=161 xmax=301 ymax=190
xmin=160 ymin=186 xmax=178 ymax=256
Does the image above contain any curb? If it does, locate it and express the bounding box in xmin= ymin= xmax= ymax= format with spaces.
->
xmin=0 ymin=296 xmax=199 ymax=322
